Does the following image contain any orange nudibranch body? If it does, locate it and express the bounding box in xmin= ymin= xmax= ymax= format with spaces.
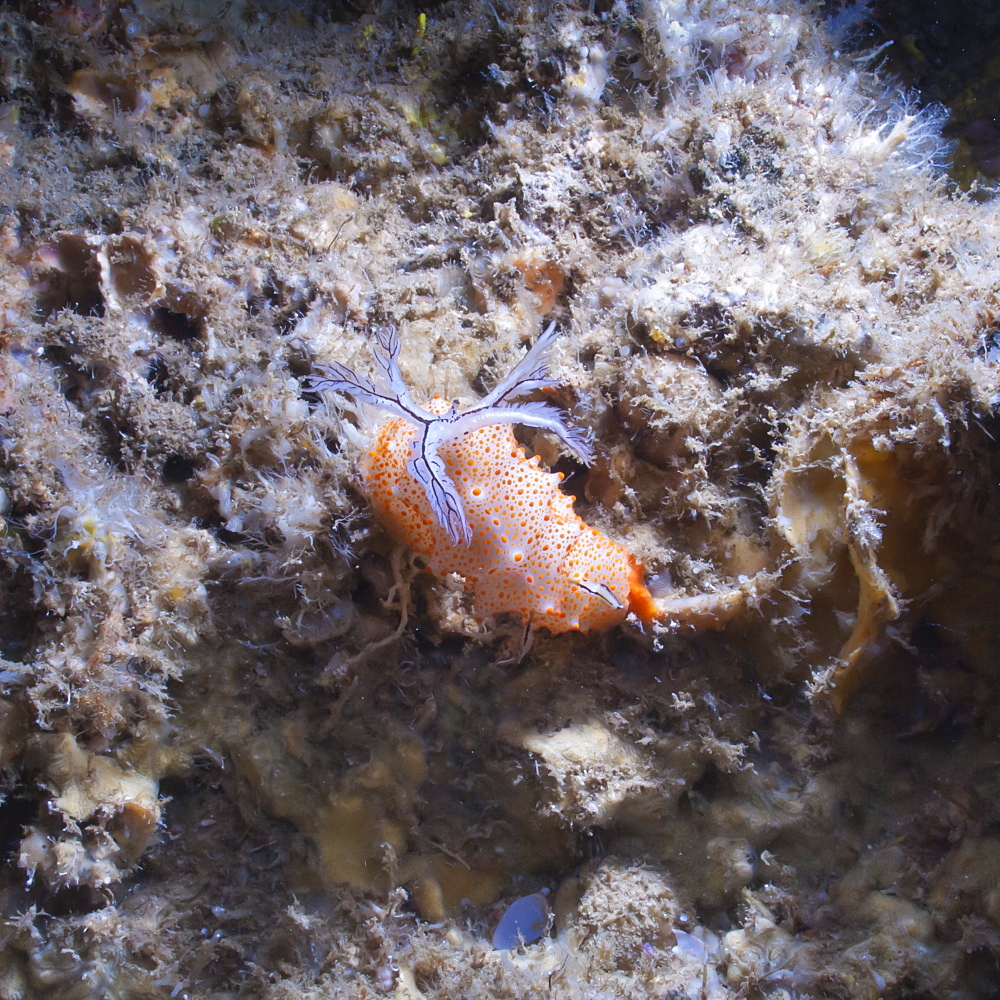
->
xmin=363 ymin=399 xmax=656 ymax=634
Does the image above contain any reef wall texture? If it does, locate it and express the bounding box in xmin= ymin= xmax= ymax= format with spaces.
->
xmin=1 ymin=0 xmax=1000 ymax=997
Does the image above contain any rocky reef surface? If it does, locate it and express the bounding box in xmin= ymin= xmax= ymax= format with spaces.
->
xmin=1 ymin=1 xmax=999 ymax=997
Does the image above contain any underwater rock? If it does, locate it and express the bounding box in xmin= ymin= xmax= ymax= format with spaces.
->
xmin=1 ymin=0 xmax=999 ymax=996
xmin=19 ymin=733 xmax=161 ymax=891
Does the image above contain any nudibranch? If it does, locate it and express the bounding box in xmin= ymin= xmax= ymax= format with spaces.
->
xmin=313 ymin=324 xmax=657 ymax=634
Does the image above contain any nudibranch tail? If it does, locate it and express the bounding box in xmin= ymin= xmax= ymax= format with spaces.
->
xmin=625 ymin=556 xmax=659 ymax=627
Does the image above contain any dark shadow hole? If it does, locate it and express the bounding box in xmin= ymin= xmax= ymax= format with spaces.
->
xmin=162 ymin=454 xmax=196 ymax=483
xmin=0 ymin=786 xmax=38 ymax=862
xmin=957 ymin=947 xmax=1000 ymax=1000
xmin=691 ymin=763 xmax=721 ymax=799
xmin=0 ymin=563 xmax=38 ymax=662
xmin=150 ymin=307 xmax=202 ymax=342
xmin=144 ymin=354 xmax=170 ymax=395
xmin=34 ymin=243 xmax=104 ymax=317
xmin=42 ymin=883 xmax=107 ymax=918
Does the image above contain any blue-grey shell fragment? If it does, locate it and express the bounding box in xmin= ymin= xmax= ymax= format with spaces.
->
xmin=491 ymin=892 xmax=550 ymax=950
